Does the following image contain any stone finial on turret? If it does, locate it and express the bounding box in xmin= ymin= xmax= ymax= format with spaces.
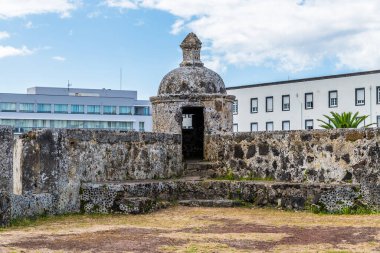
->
xmin=180 ymin=32 xmax=204 ymax=67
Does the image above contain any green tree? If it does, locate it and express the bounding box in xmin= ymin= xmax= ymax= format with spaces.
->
xmin=317 ymin=112 xmax=375 ymax=129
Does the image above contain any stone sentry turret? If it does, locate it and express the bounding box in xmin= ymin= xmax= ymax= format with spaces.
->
xmin=150 ymin=33 xmax=235 ymax=159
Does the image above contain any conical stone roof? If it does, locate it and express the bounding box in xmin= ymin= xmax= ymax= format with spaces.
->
xmin=157 ymin=33 xmax=226 ymax=95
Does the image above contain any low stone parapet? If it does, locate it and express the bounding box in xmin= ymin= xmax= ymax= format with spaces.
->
xmin=205 ymin=129 xmax=380 ymax=185
xmin=80 ymin=180 xmax=368 ymax=214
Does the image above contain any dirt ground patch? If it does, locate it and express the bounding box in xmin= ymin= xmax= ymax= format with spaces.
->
xmin=1 ymin=206 xmax=379 ymax=253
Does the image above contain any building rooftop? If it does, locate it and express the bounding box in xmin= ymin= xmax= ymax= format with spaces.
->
xmin=27 ymin=87 xmax=137 ymax=99
xmin=227 ymin=69 xmax=380 ymax=90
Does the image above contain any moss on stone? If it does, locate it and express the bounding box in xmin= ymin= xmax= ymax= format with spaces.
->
xmin=216 ymin=169 xmax=274 ymax=181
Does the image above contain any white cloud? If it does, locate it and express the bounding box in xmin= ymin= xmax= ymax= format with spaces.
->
xmin=0 ymin=31 xmax=33 ymax=59
xmin=0 ymin=0 xmax=78 ymax=19
xmin=171 ymin=20 xmax=184 ymax=35
xmin=52 ymin=56 xmax=66 ymax=61
xmin=105 ymin=0 xmax=380 ymax=72
xmin=104 ymin=0 xmax=137 ymax=9
xmin=0 ymin=31 xmax=10 ymax=40
xmin=202 ymin=55 xmax=226 ymax=73
xmin=0 ymin=45 xmax=32 ymax=58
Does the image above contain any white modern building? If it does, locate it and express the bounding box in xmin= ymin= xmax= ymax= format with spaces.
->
xmin=0 ymin=87 xmax=152 ymax=134
xmin=227 ymin=70 xmax=380 ymax=132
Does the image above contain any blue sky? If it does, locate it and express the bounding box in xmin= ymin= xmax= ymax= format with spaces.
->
xmin=1 ymin=0 xmax=380 ymax=100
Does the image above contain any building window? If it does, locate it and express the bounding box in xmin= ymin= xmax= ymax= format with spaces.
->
xmin=305 ymin=119 xmax=314 ymax=130
xmin=87 ymin=105 xmax=100 ymax=114
xmin=377 ymin=116 xmax=380 ymax=128
xmin=0 ymin=119 xmax=15 ymax=126
xmin=107 ymin=121 xmax=118 ymax=129
xmin=282 ymin=121 xmax=290 ymax=130
xmin=233 ymin=124 xmax=238 ymax=132
xmin=119 ymin=122 xmax=134 ymax=130
xmin=85 ymin=121 xmax=101 ymax=129
xmin=71 ymin=104 xmax=84 ymax=114
xmin=250 ymin=98 xmax=258 ymax=113
xmin=51 ymin=120 xmax=68 ymax=128
xmin=377 ymin=87 xmax=380 ymax=104
xmin=68 ymin=120 xmax=85 ymax=128
xmin=139 ymin=122 xmax=145 ymax=132
xmin=135 ymin=106 xmax=150 ymax=115
xmin=34 ymin=119 xmax=50 ymax=128
xmin=329 ymin=90 xmax=338 ymax=108
xmin=250 ymin=122 xmax=258 ymax=132
xmin=103 ymin=105 xmax=117 ymax=115
xmin=37 ymin=103 xmax=51 ymax=113
xmin=266 ymin=121 xmax=273 ymax=131
xmin=119 ymin=106 xmax=133 ymax=115
xmin=266 ymin=97 xmax=273 ymax=112
xmin=305 ymin=93 xmax=313 ymax=109
xmin=0 ymin=102 xmax=17 ymax=112
xmin=19 ymin=103 xmax=34 ymax=113
xmin=232 ymin=100 xmax=238 ymax=114
xmin=355 ymin=88 xmax=365 ymax=106
xmin=54 ymin=104 xmax=68 ymax=114
xmin=282 ymin=95 xmax=290 ymax=111
xmin=17 ymin=119 xmax=33 ymax=127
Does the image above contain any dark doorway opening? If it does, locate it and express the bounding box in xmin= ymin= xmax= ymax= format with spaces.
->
xmin=182 ymin=107 xmax=204 ymax=160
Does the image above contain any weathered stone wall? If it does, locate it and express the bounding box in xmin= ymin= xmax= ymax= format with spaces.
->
xmin=205 ymin=128 xmax=380 ymax=208
xmin=151 ymin=94 xmax=235 ymax=135
xmin=0 ymin=126 xmax=13 ymax=192
xmin=0 ymin=126 xmax=13 ymax=226
xmin=81 ymin=180 xmax=362 ymax=214
xmin=3 ymin=127 xmax=380 ymax=224
xmin=12 ymin=193 xmax=54 ymax=219
xmin=14 ymin=129 xmax=182 ymax=215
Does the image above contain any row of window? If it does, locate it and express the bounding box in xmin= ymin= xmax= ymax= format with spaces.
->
xmin=0 ymin=102 xmax=150 ymax=115
xmin=232 ymin=87 xmax=378 ymax=114
xmin=232 ymin=116 xmax=380 ymax=132
xmin=233 ymin=120 xmax=314 ymax=132
xmin=1 ymin=119 xmax=146 ymax=133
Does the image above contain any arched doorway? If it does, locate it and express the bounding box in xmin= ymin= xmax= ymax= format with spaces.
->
xmin=182 ymin=107 xmax=204 ymax=160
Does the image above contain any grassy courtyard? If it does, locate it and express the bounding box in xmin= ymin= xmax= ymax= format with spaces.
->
xmin=0 ymin=206 xmax=379 ymax=252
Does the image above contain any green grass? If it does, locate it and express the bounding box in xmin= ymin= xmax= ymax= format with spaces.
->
xmin=308 ymin=203 xmax=380 ymax=215
xmin=185 ymin=245 xmax=198 ymax=253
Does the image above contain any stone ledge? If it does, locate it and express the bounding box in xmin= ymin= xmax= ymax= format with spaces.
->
xmin=178 ymin=199 xmax=244 ymax=207
xmin=80 ymin=180 xmax=365 ymax=214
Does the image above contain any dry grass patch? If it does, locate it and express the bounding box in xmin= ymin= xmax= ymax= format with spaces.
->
xmin=1 ymin=206 xmax=379 ymax=253
xmin=160 ymin=242 xmax=250 ymax=253
xmin=273 ymin=241 xmax=380 ymax=253
xmin=184 ymin=207 xmax=380 ymax=228
xmin=159 ymin=232 xmax=288 ymax=242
